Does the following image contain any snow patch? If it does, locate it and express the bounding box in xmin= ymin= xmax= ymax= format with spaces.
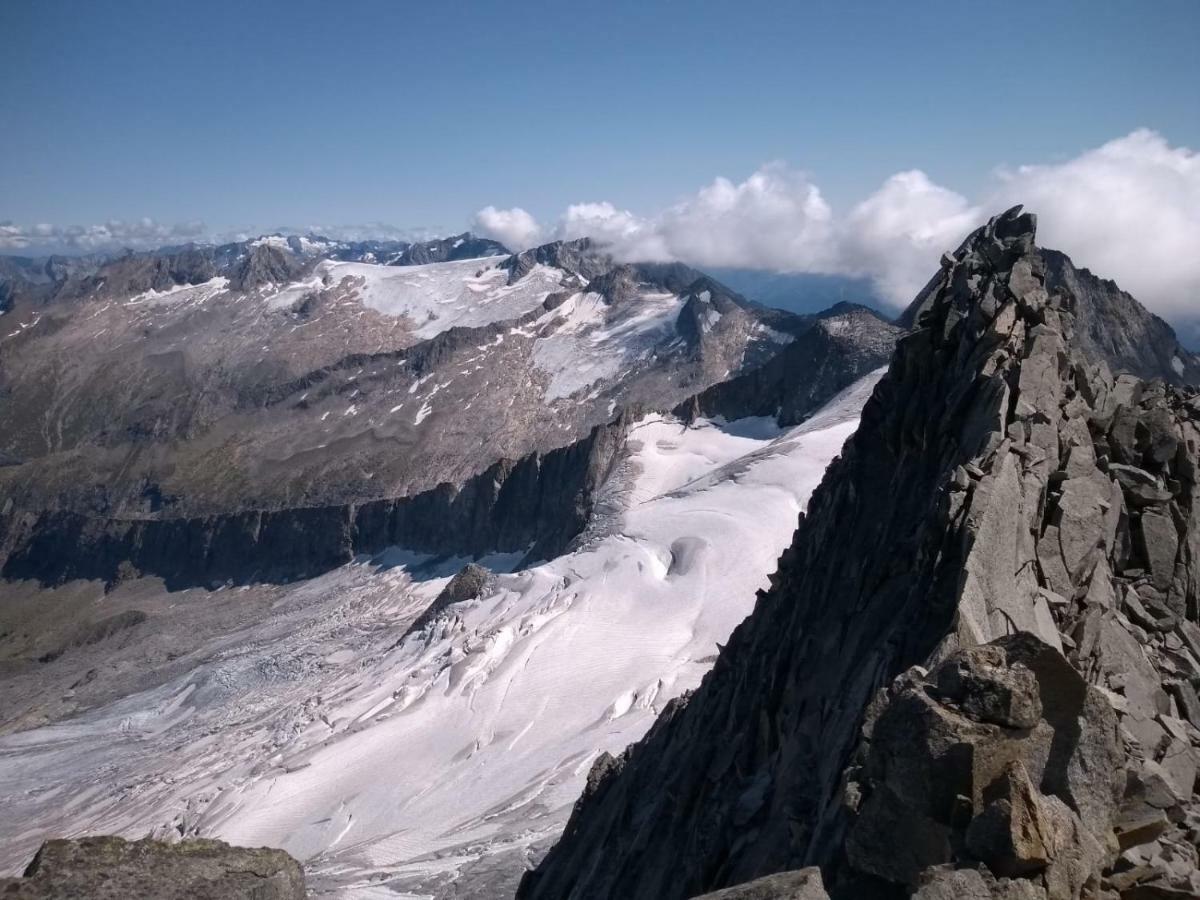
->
xmin=309 ymin=258 xmax=561 ymax=339
xmin=533 ymin=289 xmax=685 ymax=399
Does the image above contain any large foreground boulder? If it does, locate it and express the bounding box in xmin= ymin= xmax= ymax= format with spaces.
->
xmin=846 ymin=634 xmax=1124 ymax=898
xmin=0 ymin=836 xmax=306 ymax=899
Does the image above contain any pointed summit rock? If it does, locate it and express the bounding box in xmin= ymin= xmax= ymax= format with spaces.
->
xmin=227 ymin=242 xmax=308 ymax=291
xmin=518 ymin=207 xmax=1200 ymax=900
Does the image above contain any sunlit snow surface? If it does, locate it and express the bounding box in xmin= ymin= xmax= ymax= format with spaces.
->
xmin=0 ymin=372 xmax=882 ymax=897
xmin=532 ymin=290 xmax=687 ymax=400
xmin=266 ymin=257 xmax=565 ymax=340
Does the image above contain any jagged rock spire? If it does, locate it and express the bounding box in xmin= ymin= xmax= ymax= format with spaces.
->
xmin=519 ymin=210 xmax=1200 ymax=899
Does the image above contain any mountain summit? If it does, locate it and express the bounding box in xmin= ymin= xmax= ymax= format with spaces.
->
xmin=519 ymin=207 xmax=1200 ymax=900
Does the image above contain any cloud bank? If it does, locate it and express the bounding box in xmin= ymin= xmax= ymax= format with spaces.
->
xmin=474 ymin=129 xmax=1200 ymax=320
xmin=990 ymin=129 xmax=1200 ymax=318
xmin=470 ymin=206 xmax=542 ymax=253
xmin=0 ymin=219 xmax=208 ymax=254
xmin=0 ymin=219 xmax=438 ymax=256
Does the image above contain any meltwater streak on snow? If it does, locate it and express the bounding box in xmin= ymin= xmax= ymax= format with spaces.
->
xmin=0 ymin=371 xmax=882 ymax=897
xmin=263 ymin=257 xmax=565 ymax=340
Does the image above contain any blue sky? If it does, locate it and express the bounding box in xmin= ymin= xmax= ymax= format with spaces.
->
xmin=3 ymin=1 xmax=1199 ymax=330
xmin=3 ymin=0 xmax=1197 ymax=231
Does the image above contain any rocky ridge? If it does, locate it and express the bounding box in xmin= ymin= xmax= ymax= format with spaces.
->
xmin=675 ymin=302 xmax=901 ymax=426
xmin=0 ymin=410 xmax=634 ymax=588
xmin=518 ymin=208 xmax=1200 ymax=900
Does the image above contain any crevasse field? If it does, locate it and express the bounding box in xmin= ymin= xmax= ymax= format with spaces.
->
xmin=0 ymin=372 xmax=882 ymax=898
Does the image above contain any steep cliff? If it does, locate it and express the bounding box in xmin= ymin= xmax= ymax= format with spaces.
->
xmin=674 ymin=303 xmax=900 ymax=427
xmin=519 ymin=208 xmax=1200 ymax=900
xmin=0 ymin=411 xmax=633 ymax=589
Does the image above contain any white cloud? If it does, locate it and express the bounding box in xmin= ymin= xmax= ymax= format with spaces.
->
xmin=553 ymin=201 xmax=667 ymax=260
xmin=841 ymin=170 xmax=983 ymax=305
xmin=473 ymin=164 xmax=839 ymax=271
xmin=988 ymin=129 xmax=1200 ymax=319
xmin=656 ymin=164 xmax=838 ymax=271
xmin=471 ymin=205 xmax=543 ymax=251
xmin=0 ymin=218 xmax=207 ymax=253
xmin=472 ymin=130 xmax=1199 ymax=323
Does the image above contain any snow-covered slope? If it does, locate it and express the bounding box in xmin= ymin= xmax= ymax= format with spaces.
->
xmin=530 ymin=288 xmax=689 ymax=400
xmin=264 ymin=257 xmax=566 ymax=340
xmin=0 ymin=372 xmax=878 ymax=897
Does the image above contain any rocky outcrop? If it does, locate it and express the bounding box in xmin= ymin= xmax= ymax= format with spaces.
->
xmin=517 ymin=208 xmax=1200 ymax=900
xmin=406 ymin=562 xmax=496 ymax=636
xmin=675 ymin=303 xmax=900 ymax=426
xmin=0 ymin=410 xmax=634 ymax=589
xmin=392 ymin=232 xmax=509 ymax=266
xmin=1041 ymin=248 xmax=1200 ymax=387
xmin=844 ymin=634 xmax=1125 ymax=898
xmin=227 ymin=243 xmax=310 ymax=291
xmin=503 ymin=238 xmax=612 ymax=284
xmin=0 ymin=836 xmax=305 ymax=899
xmin=900 ymin=244 xmax=1200 ymax=388
xmin=54 ymin=247 xmax=220 ymax=300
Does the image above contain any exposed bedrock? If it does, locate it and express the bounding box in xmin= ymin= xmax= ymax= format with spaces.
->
xmin=0 ymin=412 xmax=633 ymax=589
xmin=0 ymin=273 xmax=898 ymax=591
xmin=518 ymin=207 xmax=1200 ymax=900
xmin=674 ymin=302 xmax=901 ymax=426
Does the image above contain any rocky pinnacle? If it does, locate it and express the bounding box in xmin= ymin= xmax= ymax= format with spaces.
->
xmin=518 ymin=207 xmax=1200 ymax=900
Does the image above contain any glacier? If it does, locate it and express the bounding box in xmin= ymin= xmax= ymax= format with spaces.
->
xmin=0 ymin=371 xmax=882 ymax=898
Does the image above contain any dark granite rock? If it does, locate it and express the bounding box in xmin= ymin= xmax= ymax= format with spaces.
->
xmin=227 ymin=243 xmax=309 ymax=291
xmin=0 ymin=412 xmax=634 ymax=589
xmin=406 ymin=562 xmax=495 ymax=636
xmin=518 ymin=208 xmax=1200 ymax=900
xmin=673 ymin=304 xmax=900 ymax=427
xmin=502 ymin=238 xmax=612 ymax=285
xmin=391 ymin=233 xmax=508 ymax=266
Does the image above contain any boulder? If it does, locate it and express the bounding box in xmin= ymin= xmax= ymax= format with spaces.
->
xmin=0 ymin=836 xmax=306 ymax=899
xmin=686 ymin=868 xmax=829 ymax=900
xmin=847 ymin=634 xmax=1123 ymax=896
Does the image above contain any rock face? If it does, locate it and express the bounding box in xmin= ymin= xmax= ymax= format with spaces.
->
xmin=518 ymin=208 xmax=1200 ymax=900
xmin=502 ymin=237 xmax=613 ymax=284
xmin=227 ymin=243 xmax=311 ymax=291
xmin=900 ymin=244 xmax=1200 ymax=388
xmin=391 ymin=232 xmax=508 ymax=265
xmin=675 ymin=302 xmax=901 ymax=426
xmin=0 ymin=411 xmax=634 ymax=588
xmin=845 ymin=634 xmax=1124 ymax=898
xmin=0 ymin=836 xmax=305 ymax=899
